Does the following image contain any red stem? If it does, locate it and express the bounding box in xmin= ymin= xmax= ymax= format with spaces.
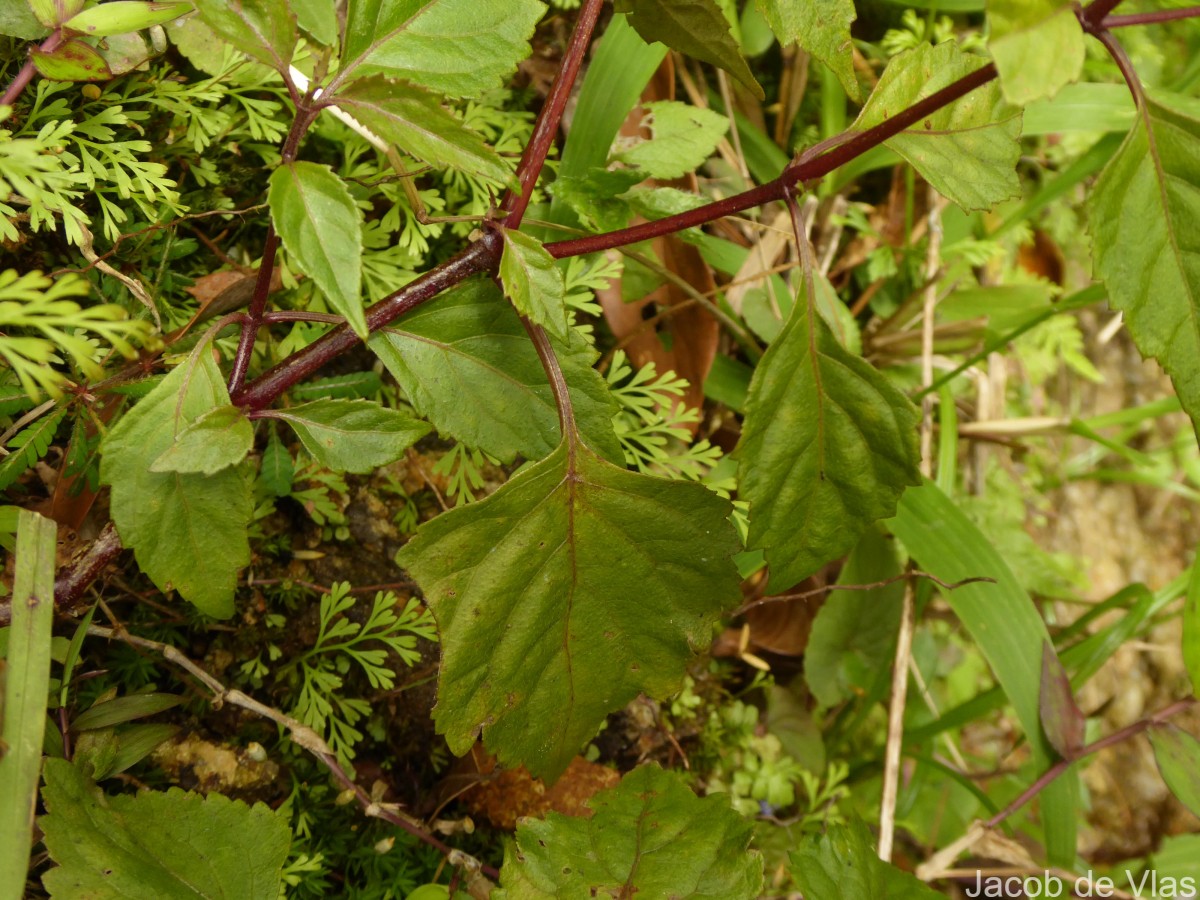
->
xmin=983 ymin=698 xmax=1196 ymax=828
xmin=1 ymin=30 xmax=62 ymax=108
xmin=1105 ymin=6 xmax=1200 ymax=27
xmin=501 ymin=0 xmax=605 ymax=230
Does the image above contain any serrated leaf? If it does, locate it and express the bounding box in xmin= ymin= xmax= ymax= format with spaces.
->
xmin=1089 ymin=93 xmax=1200 ymax=442
xmin=269 ymin=161 xmax=366 ymax=338
xmin=192 ymin=0 xmax=295 ymax=73
xmin=369 ymin=280 xmax=623 ymax=465
xmin=791 ymin=819 xmax=944 ymax=900
xmin=737 ymin=296 xmax=920 ymax=592
xmin=31 ymin=39 xmax=112 ymax=81
xmin=40 ymin=758 xmax=290 ymax=899
xmin=1039 ymin=640 xmax=1085 ymax=759
xmin=64 ymin=1 xmax=192 ymax=36
xmin=99 ymin=345 xmax=252 ymax=618
xmin=498 ymin=229 xmax=569 ymax=340
xmin=335 ymin=75 xmax=510 ymax=184
xmin=853 ymin=41 xmax=1022 ymax=211
xmin=1149 ymin=724 xmax=1200 ymax=819
xmin=497 ymin=765 xmax=763 ymax=898
xmin=614 ymin=100 xmax=729 ymax=180
xmin=341 ymin=0 xmax=544 ymax=98
xmin=259 ymin=427 xmax=294 ymax=497
xmin=293 ymin=0 xmax=336 ymax=45
xmin=267 ymin=398 xmax=430 ymax=473
xmin=396 ymin=440 xmax=740 ymax=779
xmin=754 ymin=0 xmax=859 ymax=100
xmin=0 ymin=407 xmax=67 ymax=491
xmin=549 ymin=168 xmax=643 ymax=232
xmin=988 ymin=0 xmax=1084 ymax=105
xmin=150 ymin=404 xmax=253 ymax=475
xmin=615 ymin=0 xmax=764 ymax=100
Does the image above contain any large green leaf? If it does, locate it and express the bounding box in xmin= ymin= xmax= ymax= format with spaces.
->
xmin=497 ymin=765 xmax=763 ymax=898
xmin=64 ymin=1 xmax=192 ymax=37
xmin=266 ymin=398 xmax=431 ymax=473
xmin=737 ymin=295 xmax=920 ymax=592
xmin=853 ymin=41 xmax=1021 ymax=212
xmin=614 ymin=100 xmax=729 ymax=180
xmin=150 ymin=405 xmax=253 ymax=475
xmin=987 ymin=0 xmax=1084 ymax=106
xmin=1089 ymin=93 xmax=1200 ymax=441
xmin=0 ymin=511 xmax=56 ymax=897
xmin=791 ymin=819 xmax=943 ymax=899
xmin=341 ymin=0 xmax=544 ymax=98
xmin=100 ymin=344 xmax=252 ymax=618
xmin=193 ymin=0 xmax=295 ymax=74
xmin=614 ymin=0 xmax=764 ymax=100
xmin=886 ymin=480 xmax=1078 ymax=866
xmin=369 ymin=280 xmax=622 ymax=464
xmin=396 ymin=439 xmax=740 ymax=779
xmin=754 ymin=0 xmax=859 ymax=100
xmin=498 ymin=229 xmax=569 ymax=340
xmin=40 ymin=759 xmax=290 ymax=899
xmin=334 ymin=75 xmax=510 ymax=184
xmin=268 ymin=161 xmax=366 ymax=338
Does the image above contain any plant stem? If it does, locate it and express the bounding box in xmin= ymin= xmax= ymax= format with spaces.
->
xmin=1094 ymin=28 xmax=1145 ymax=108
xmin=233 ymin=234 xmax=501 ymax=409
xmin=227 ymin=108 xmax=318 ymax=395
xmin=1105 ymin=5 xmax=1200 ymax=27
xmin=983 ymin=697 xmax=1196 ymax=828
xmin=0 ymin=30 xmax=61 ymax=109
xmin=544 ymin=63 xmax=998 ymax=259
xmin=501 ymin=0 xmax=604 ymax=230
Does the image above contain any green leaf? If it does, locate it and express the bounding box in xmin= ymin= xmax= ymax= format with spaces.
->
xmin=28 ymin=0 xmax=84 ymax=28
xmin=396 ymin=440 xmax=740 ymax=779
xmin=259 ymin=428 xmax=293 ymax=497
xmin=192 ymin=0 xmax=295 ymax=73
xmin=269 ymin=161 xmax=366 ymax=339
xmin=0 ymin=407 xmax=67 ymax=492
xmin=1185 ymin=554 xmax=1200 ymax=696
xmin=754 ymin=0 xmax=859 ymax=100
xmin=335 ymin=75 xmax=510 ymax=184
xmin=267 ymin=398 xmax=431 ymax=473
xmin=987 ymin=0 xmax=1084 ymax=106
xmin=497 ymin=765 xmax=763 ymax=898
xmin=293 ymin=0 xmax=336 ymax=45
xmin=614 ymin=0 xmax=765 ymax=101
xmin=804 ymin=528 xmax=904 ymax=709
xmin=613 ymin=100 xmax=729 ymax=180
xmin=737 ymin=296 xmax=920 ymax=592
xmin=1149 ymin=724 xmax=1200 ymax=819
xmin=31 ymin=39 xmax=112 ymax=81
xmin=1 ymin=0 xmax=50 ymax=38
xmin=886 ymin=480 xmax=1078 ymax=866
xmin=72 ymin=693 xmax=182 ymax=732
xmin=341 ymin=0 xmax=545 ymax=98
xmin=100 ymin=344 xmax=253 ymax=618
xmin=1089 ymin=93 xmax=1200 ymax=442
xmin=853 ymin=41 xmax=1022 ymax=212
xmin=621 ymin=106 xmax=727 ymax=184
xmin=498 ymin=229 xmax=569 ymax=340
xmin=40 ymin=758 xmax=291 ymax=899
xmin=0 ymin=511 xmax=56 ymax=896
xmin=369 ymin=280 xmax=623 ymax=465
xmin=290 ymin=370 xmax=383 ymax=401
xmin=790 ymin=819 xmax=943 ymax=899
xmin=64 ymin=1 xmax=192 ymax=36
xmin=150 ymin=404 xmax=253 ymax=475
